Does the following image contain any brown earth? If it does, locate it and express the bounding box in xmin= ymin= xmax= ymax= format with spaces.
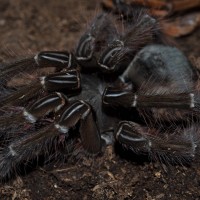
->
xmin=0 ymin=0 xmax=200 ymax=199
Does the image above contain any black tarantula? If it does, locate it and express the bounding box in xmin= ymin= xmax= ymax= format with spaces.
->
xmin=0 ymin=6 xmax=199 ymax=180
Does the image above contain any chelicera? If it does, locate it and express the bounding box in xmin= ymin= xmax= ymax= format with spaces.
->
xmin=0 ymin=7 xmax=199 ymax=180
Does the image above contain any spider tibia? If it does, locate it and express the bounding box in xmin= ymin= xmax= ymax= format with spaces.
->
xmin=54 ymin=124 xmax=69 ymax=134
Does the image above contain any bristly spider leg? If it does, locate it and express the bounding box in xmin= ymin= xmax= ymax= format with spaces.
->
xmin=102 ymin=43 xmax=200 ymax=163
xmin=115 ymin=121 xmax=199 ymax=163
xmin=0 ymin=92 xmax=68 ymax=139
xmin=0 ymin=69 xmax=80 ymax=108
xmin=0 ymin=100 xmax=101 ymax=180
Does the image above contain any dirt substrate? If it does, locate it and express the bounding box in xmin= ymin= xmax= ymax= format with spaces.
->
xmin=0 ymin=0 xmax=200 ymax=199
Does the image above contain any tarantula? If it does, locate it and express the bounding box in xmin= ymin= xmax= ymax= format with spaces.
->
xmin=0 ymin=7 xmax=199 ymax=180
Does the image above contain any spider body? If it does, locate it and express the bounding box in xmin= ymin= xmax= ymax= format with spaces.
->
xmin=0 ymin=8 xmax=199 ymax=180
xmin=71 ymin=73 xmax=118 ymax=132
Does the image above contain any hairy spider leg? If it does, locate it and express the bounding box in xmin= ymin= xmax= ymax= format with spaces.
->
xmin=103 ymin=86 xmax=200 ymax=163
xmin=0 ymin=100 xmax=101 ymax=179
xmin=55 ymin=100 xmax=101 ymax=154
xmin=98 ymin=9 xmax=160 ymax=72
xmin=75 ymin=13 xmax=118 ymax=70
xmin=0 ymin=92 xmax=68 ymax=138
xmin=102 ymin=43 xmax=200 ymax=163
xmin=0 ymin=69 xmax=80 ymax=108
xmin=115 ymin=121 xmax=198 ymax=163
xmin=103 ymin=87 xmax=196 ymax=109
xmin=0 ymin=51 xmax=76 ymax=80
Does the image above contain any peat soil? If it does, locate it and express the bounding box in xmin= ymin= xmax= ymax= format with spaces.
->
xmin=0 ymin=0 xmax=200 ymax=199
